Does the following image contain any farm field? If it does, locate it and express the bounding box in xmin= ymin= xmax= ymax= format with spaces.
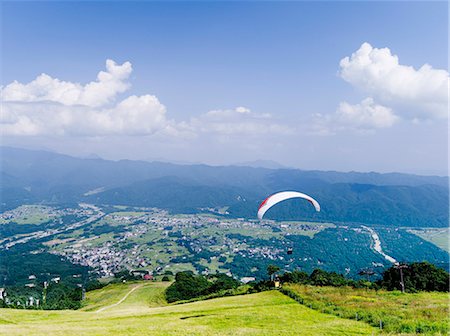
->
xmin=2 ymin=204 xmax=448 ymax=284
xmin=408 ymin=228 xmax=449 ymax=252
xmin=0 ymin=205 xmax=54 ymax=225
xmin=0 ymin=282 xmax=378 ymax=336
xmin=282 ymin=284 xmax=450 ymax=335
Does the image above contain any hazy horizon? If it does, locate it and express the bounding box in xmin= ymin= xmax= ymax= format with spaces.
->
xmin=2 ymin=144 xmax=448 ymax=177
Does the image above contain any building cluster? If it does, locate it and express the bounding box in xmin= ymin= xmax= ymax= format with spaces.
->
xmin=3 ymin=205 xmax=314 ymax=281
xmin=48 ymin=210 xmax=296 ymax=279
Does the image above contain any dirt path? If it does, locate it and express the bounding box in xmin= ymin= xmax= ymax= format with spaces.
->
xmin=96 ymin=284 xmax=143 ymax=313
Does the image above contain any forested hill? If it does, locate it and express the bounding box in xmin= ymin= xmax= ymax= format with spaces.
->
xmin=1 ymin=146 xmax=448 ymax=227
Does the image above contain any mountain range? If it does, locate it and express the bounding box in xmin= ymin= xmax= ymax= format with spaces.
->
xmin=1 ymin=146 xmax=448 ymax=227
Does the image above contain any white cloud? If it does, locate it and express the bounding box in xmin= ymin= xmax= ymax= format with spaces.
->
xmin=191 ymin=107 xmax=292 ymax=136
xmin=0 ymin=60 xmax=192 ymax=137
xmin=2 ymin=59 xmax=132 ymax=107
xmin=314 ymin=42 xmax=448 ymax=135
xmin=1 ymin=61 xmax=291 ymax=140
xmin=313 ymin=98 xmax=399 ymax=135
xmin=339 ymin=42 xmax=449 ymax=120
xmin=1 ymin=95 xmax=180 ymax=136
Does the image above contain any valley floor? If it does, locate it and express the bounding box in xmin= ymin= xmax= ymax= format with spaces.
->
xmin=0 ymin=282 xmax=377 ymax=336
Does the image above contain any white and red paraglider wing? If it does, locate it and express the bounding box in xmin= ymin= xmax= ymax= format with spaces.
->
xmin=257 ymin=191 xmax=320 ymax=220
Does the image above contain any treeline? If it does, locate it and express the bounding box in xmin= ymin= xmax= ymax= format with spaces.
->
xmin=165 ymin=272 xmax=241 ymax=302
xmin=379 ymin=262 xmax=449 ymax=292
xmin=165 ymin=261 xmax=448 ymax=304
xmin=0 ymin=242 xmax=90 ymax=287
xmin=266 ymin=262 xmax=449 ymax=293
xmin=0 ymin=282 xmax=83 ymax=310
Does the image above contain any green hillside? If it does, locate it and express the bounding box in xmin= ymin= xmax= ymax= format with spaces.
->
xmin=0 ymin=281 xmax=377 ymax=335
xmin=282 ymin=284 xmax=449 ymax=334
xmin=2 ymin=147 xmax=448 ymax=227
xmin=81 ymin=281 xmax=168 ymax=312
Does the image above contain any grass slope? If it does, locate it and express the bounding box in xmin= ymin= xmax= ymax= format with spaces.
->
xmin=81 ymin=281 xmax=167 ymax=312
xmin=0 ymin=282 xmax=376 ymax=335
xmin=283 ymin=284 xmax=449 ymax=335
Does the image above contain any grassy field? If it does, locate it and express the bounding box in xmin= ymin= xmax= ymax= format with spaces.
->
xmin=0 ymin=282 xmax=378 ymax=336
xmin=282 ymin=284 xmax=449 ymax=335
xmin=0 ymin=205 xmax=53 ymax=225
xmin=80 ymin=281 xmax=168 ymax=312
xmin=407 ymin=228 xmax=449 ymax=252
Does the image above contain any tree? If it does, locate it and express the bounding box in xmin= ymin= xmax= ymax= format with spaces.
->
xmin=309 ymin=269 xmax=348 ymax=287
xmin=267 ymin=265 xmax=280 ymax=281
xmin=165 ymin=271 xmax=210 ymax=302
xmin=207 ymin=273 xmax=239 ymax=294
xmin=85 ymin=279 xmax=105 ymax=292
xmin=380 ymin=262 xmax=449 ymax=292
xmin=280 ymin=270 xmax=309 ymax=284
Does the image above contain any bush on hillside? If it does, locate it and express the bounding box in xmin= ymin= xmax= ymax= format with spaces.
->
xmin=113 ymin=269 xmax=141 ymax=281
xmin=85 ymin=279 xmax=106 ymax=292
xmin=276 ymin=269 xmax=377 ymax=289
xmin=251 ymin=280 xmax=273 ymax=292
xmin=165 ymin=272 xmax=240 ymax=302
xmin=206 ymin=273 xmax=240 ymax=294
xmin=280 ymin=270 xmax=309 ymax=284
xmin=44 ymin=283 xmax=83 ymax=310
xmin=165 ymin=271 xmax=210 ymax=302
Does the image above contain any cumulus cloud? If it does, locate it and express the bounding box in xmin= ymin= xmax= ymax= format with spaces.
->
xmin=1 ymin=60 xmax=294 ymax=140
xmin=313 ymin=98 xmax=398 ymax=135
xmin=191 ymin=107 xmax=292 ymax=136
xmin=0 ymin=60 xmax=190 ymax=137
xmin=336 ymin=98 xmax=398 ymax=128
xmin=339 ymin=42 xmax=449 ymax=120
xmin=314 ymin=42 xmax=448 ymax=135
xmin=2 ymin=59 xmax=132 ymax=107
xmin=1 ymin=95 xmax=180 ymax=136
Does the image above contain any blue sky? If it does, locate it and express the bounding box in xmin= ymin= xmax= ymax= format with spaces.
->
xmin=1 ymin=1 xmax=448 ymax=175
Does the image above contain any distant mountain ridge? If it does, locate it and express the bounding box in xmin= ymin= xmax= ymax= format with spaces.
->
xmin=234 ymin=160 xmax=288 ymax=169
xmin=1 ymin=146 xmax=448 ymax=227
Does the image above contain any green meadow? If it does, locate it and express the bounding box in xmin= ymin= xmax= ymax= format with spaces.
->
xmin=408 ymin=228 xmax=449 ymax=252
xmin=0 ymin=282 xmax=377 ymax=336
xmin=0 ymin=205 xmax=53 ymax=225
xmin=282 ymin=284 xmax=449 ymax=335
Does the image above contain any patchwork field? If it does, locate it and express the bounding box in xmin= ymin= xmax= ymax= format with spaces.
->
xmin=408 ymin=228 xmax=449 ymax=252
xmin=0 ymin=282 xmax=378 ymax=336
xmin=2 ymin=204 xmax=448 ymax=284
xmin=0 ymin=205 xmax=54 ymax=225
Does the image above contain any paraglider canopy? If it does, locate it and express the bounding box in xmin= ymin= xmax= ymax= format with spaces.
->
xmin=257 ymin=191 xmax=320 ymax=220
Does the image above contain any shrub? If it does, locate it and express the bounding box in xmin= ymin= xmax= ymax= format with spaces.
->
xmin=309 ymin=269 xmax=348 ymax=287
xmin=85 ymin=279 xmax=106 ymax=292
xmin=280 ymin=270 xmax=309 ymax=284
xmin=165 ymin=272 xmax=240 ymax=302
